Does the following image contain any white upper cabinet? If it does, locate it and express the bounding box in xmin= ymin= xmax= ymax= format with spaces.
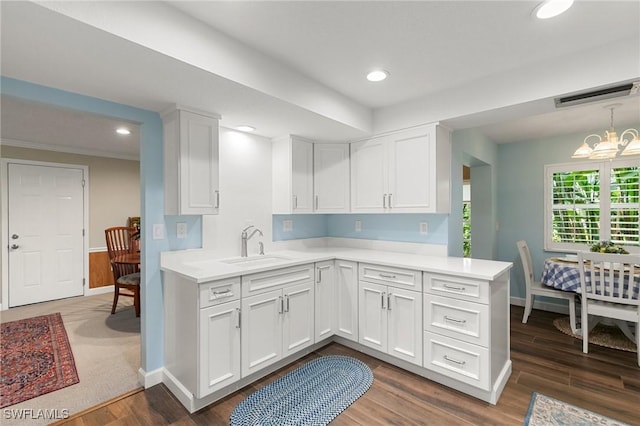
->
xmin=351 ymin=124 xmax=451 ymax=213
xmin=272 ymin=135 xmax=314 ymax=214
xmin=163 ymin=106 xmax=220 ymax=215
xmin=313 ymin=144 xmax=350 ymax=213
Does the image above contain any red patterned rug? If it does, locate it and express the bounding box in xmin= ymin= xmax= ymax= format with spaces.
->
xmin=1 ymin=313 xmax=79 ymax=408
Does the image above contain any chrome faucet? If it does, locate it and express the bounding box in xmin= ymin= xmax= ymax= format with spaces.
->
xmin=241 ymin=225 xmax=263 ymax=257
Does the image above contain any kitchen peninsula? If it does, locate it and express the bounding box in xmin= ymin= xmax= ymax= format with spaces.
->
xmin=161 ymin=247 xmax=512 ymax=413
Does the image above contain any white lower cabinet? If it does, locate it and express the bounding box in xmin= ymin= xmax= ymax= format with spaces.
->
xmin=335 ymin=260 xmax=358 ymax=341
xmin=358 ymin=265 xmax=422 ymax=366
xmin=198 ymin=300 xmax=241 ymax=397
xmin=315 ymin=261 xmax=336 ymax=342
xmin=241 ymin=266 xmax=315 ymax=377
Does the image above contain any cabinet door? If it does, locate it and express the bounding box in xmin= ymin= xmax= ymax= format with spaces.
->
xmin=387 ymin=127 xmax=432 ymax=212
xmin=351 ymin=138 xmax=387 ymax=213
xmin=283 ymin=281 xmax=315 ymax=356
xmin=387 ymin=288 xmax=423 ymax=366
xmin=198 ymin=300 xmax=240 ymax=398
xmin=314 ymin=144 xmax=350 ymax=213
xmin=179 ymin=110 xmax=220 ymax=214
xmin=315 ymin=261 xmax=335 ymax=342
xmin=241 ymin=289 xmax=282 ymax=377
xmin=335 ymin=260 xmax=358 ymax=341
xmin=291 ymin=138 xmax=314 ymax=213
xmin=358 ymin=281 xmax=387 ymax=352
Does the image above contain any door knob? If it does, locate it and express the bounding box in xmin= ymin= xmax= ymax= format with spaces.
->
xmin=11 ymin=234 xmax=19 ymax=239
xmin=11 ymin=244 xmax=19 ymax=249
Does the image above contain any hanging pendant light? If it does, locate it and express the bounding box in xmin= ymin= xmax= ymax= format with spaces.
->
xmin=572 ymin=104 xmax=640 ymax=159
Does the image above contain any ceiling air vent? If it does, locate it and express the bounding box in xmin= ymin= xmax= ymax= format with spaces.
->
xmin=554 ymin=82 xmax=639 ymax=108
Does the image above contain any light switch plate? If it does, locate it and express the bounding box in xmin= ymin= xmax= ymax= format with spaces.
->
xmin=177 ymin=222 xmax=187 ymax=239
xmin=355 ymin=220 xmax=362 ymax=232
xmin=283 ymin=219 xmax=293 ymax=232
xmin=152 ymin=223 xmax=165 ymax=240
xmin=420 ymin=222 xmax=428 ymax=234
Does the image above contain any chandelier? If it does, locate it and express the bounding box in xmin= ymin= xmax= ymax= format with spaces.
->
xmin=571 ymin=104 xmax=640 ymax=159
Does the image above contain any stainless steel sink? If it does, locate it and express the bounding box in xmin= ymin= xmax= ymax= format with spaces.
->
xmin=219 ymin=254 xmax=293 ymax=266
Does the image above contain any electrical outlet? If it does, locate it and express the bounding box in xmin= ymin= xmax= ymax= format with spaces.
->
xmin=283 ymin=219 xmax=293 ymax=232
xmin=355 ymin=220 xmax=362 ymax=232
xmin=420 ymin=222 xmax=428 ymax=234
xmin=177 ymin=222 xmax=187 ymax=239
xmin=152 ymin=223 xmax=165 ymax=240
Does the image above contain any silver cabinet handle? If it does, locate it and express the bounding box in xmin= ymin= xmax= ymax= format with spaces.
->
xmin=443 ymin=284 xmax=466 ymax=292
xmin=214 ymin=190 xmax=220 ymax=208
xmin=278 ymin=296 xmax=283 ymax=314
xmin=285 ymin=295 xmax=290 ymax=312
xmin=11 ymin=234 xmax=19 ymax=240
xmin=235 ymin=308 xmax=241 ymax=329
xmin=388 ymin=193 xmax=392 ymax=209
xmin=11 ymin=244 xmax=19 ymax=250
xmin=443 ymin=355 xmax=466 ymax=366
xmin=315 ymin=195 xmax=319 ymax=210
xmin=379 ymin=273 xmax=396 ymax=279
xmin=444 ymin=316 xmax=466 ymax=324
xmin=293 ymin=195 xmax=298 ymax=209
xmin=387 ymin=293 xmax=392 ymax=310
xmin=383 ymin=194 xmax=387 ymax=208
xmin=381 ymin=292 xmax=386 ymax=309
xmin=211 ymin=289 xmax=233 ymax=299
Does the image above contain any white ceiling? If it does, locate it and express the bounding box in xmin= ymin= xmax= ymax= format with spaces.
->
xmin=1 ymin=1 xmax=639 ymax=159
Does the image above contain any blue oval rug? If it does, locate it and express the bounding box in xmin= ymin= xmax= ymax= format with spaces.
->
xmin=230 ymin=355 xmax=373 ymax=426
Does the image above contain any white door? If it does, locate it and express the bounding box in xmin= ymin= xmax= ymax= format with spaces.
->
xmin=388 ymin=128 xmax=432 ymax=212
xmin=359 ymin=281 xmax=387 ymax=352
xmin=387 ymin=288 xmax=423 ymax=365
xmin=198 ymin=300 xmax=241 ymax=398
xmin=283 ymin=281 xmax=314 ymax=356
xmin=291 ymin=138 xmax=313 ymax=213
xmin=314 ymin=261 xmax=335 ymax=342
xmin=241 ymin=289 xmax=283 ymax=377
xmin=351 ymin=137 xmax=387 ymax=212
xmin=335 ymin=260 xmax=358 ymax=341
xmin=8 ymin=163 xmax=85 ymax=307
xmin=314 ymin=144 xmax=350 ymax=213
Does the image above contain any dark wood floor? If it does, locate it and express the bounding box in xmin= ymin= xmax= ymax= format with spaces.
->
xmin=55 ymin=306 xmax=640 ymax=426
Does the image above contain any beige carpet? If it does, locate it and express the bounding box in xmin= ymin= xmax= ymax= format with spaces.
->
xmin=0 ymin=293 xmax=141 ymax=425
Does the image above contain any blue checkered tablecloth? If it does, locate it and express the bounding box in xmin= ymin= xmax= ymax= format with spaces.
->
xmin=541 ymin=258 xmax=640 ymax=300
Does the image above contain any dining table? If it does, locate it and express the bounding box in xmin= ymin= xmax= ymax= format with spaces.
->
xmin=541 ymin=256 xmax=639 ymax=341
xmin=112 ymin=252 xmax=141 ymax=272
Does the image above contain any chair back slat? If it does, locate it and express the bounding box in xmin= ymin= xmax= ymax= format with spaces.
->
xmin=517 ymin=240 xmax=534 ymax=289
xmin=105 ymin=226 xmax=138 ymax=282
xmin=577 ymin=251 xmax=640 ymax=306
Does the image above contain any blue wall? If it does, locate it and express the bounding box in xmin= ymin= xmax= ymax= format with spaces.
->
xmin=1 ymin=77 xmax=202 ymax=374
xmin=273 ymin=213 xmax=448 ymax=245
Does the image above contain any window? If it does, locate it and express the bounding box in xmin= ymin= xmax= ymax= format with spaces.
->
xmin=544 ymin=159 xmax=639 ymax=252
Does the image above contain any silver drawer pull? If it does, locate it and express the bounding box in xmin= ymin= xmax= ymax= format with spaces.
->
xmin=379 ymin=273 xmax=397 ymax=279
xmin=235 ymin=308 xmax=241 ymax=329
xmin=444 ymin=316 xmax=466 ymax=324
xmin=443 ymin=284 xmax=466 ymax=292
xmin=443 ymin=355 xmax=466 ymax=365
xmin=211 ymin=289 xmax=233 ymax=299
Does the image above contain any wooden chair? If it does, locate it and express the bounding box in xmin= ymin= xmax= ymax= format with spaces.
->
xmin=517 ymin=240 xmax=578 ymax=333
xmin=578 ymin=251 xmax=639 ymax=366
xmin=105 ymin=226 xmax=140 ymax=317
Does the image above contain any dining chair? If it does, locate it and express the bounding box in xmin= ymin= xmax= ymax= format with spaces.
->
xmin=578 ymin=251 xmax=639 ymax=366
xmin=517 ymin=240 xmax=578 ymax=333
xmin=105 ymin=226 xmax=140 ymax=317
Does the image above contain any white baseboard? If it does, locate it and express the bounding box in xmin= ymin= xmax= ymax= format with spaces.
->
xmin=510 ymin=296 xmax=571 ymax=315
xmin=85 ymin=285 xmax=114 ymax=296
xmin=138 ymin=367 xmax=163 ymax=389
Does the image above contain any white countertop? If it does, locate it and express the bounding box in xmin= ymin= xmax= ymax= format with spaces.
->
xmin=160 ymin=247 xmax=512 ymax=283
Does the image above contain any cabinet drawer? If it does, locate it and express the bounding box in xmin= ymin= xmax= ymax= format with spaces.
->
xmin=199 ymin=278 xmax=241 ymax=308
xmin=242 ymin=264 xmax=314 ymax=297
xmin=423 ymin=331 xmax=489 ymax=390
xmin=424 ymin=294 xmax=489 ymax=347
xmin=359 ymin=263 xmax=422 ymax=291
xmin=424 ymin=273 xmax=489 ymax=304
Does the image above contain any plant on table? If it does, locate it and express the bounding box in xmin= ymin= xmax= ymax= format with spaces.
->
xmin=589 ymin=240 xmax=629 ymax=254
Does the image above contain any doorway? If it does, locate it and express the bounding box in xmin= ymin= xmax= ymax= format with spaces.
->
xmin=3 ymin=160 xmax=88 ymax=307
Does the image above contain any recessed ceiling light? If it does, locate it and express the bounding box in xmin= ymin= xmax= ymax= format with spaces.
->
xmin=534 ymin=0 xmax=574 ymax=19
xmin=366 ymin=70 xmax=389 ymax=82
xmin=236 ymin=125 xmax=255 ymax=132
xmin=116 ymin=127 xmax=131 ymax=135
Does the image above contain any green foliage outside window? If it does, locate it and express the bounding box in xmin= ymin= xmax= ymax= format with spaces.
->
xmin=463 ymin=202 xmax=471 ymax=257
